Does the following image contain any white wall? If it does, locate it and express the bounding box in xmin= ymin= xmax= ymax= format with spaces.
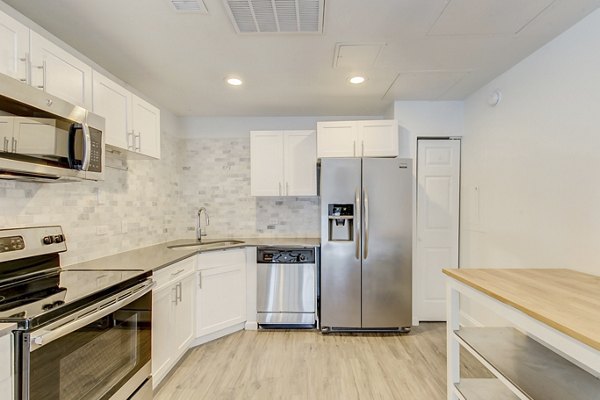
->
xmin=461 ymin=8 xmax=600 ymax=278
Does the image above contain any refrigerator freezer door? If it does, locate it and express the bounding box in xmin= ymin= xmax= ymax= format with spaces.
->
xmin=320 ymin=158 xmax=362 ymax=328
xmin=361 ymin=158 xmax=412 ymax=328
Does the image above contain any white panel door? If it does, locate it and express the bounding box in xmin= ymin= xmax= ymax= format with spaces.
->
xmin=30 ymin=31 xmax=92 ymax=109
xmin=284 ymin=130 xmax=317 ymax=196
xmin=416 ymin=139 xmax=460 ymax=321
xmin=131 ymin=95 xmax=161 ymax=159
xmin=316 ymin=121 xmax=357 ymax=157
xmin=0 ymin=10 xmax=29 ymax=82
xmin=358 ymin=120 xmax=398 ymax=157
xmin=152 ymin=284 xmax=175 ymax=387
xmin=174 ymin=274 xmax=195 ymax=354
xmin=92 ymin=71 xmax=132 ymax=150
xmin=250 ymin=131 xmax=284 ymax=196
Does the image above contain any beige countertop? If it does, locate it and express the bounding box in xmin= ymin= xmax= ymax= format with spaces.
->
xmin=0 ymin=323 xmax=16 ymax=336
xmin=64 ymin=237 xmax=320 ymax=273
xmin=443 ymin=268 xmax=600 ymax=352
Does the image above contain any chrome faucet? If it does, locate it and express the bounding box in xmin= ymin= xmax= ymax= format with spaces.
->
xmin=197 ymin=207 xmax=210 ymax=241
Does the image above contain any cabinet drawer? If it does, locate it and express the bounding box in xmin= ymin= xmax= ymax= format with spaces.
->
xmin=154 ymin=257 xmax=195 ymax=289
xmin=197 ymin=249 xmax=246 ymax=270
xmin=0 ymin=334 xmax=11 ymax=381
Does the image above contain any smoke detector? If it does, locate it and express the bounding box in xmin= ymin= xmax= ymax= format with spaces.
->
xmin=167 ymin=0 xmax=208 ymax=13
xmin=223 ymin=0 xmax=324 ymax=34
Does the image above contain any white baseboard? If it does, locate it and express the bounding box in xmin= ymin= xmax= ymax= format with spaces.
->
xmin=190 ymin=322 xmax=246 ymax=347
xmin=245 ymin=321 xmax=258 ymax=330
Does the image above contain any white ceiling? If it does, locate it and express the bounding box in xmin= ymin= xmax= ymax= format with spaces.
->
xmin=3 ymin=0 xmax=599 ymax=116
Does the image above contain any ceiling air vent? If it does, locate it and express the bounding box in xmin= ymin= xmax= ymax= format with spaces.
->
xmin=223 ymin=0 xmax=324 ymax=34
xmin=167 ymin=0 xmax=209 ymax=13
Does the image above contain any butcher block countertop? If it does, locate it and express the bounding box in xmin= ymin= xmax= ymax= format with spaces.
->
xmin=442 ymin=268 xmax=600 ymax=352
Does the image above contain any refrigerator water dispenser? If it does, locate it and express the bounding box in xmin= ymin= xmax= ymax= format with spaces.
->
xmin=328 ymin=204 xmax=354 ymax=241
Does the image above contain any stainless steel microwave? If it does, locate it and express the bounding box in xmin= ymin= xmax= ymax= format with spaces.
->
xmin=0 ymin=72 xmax=104 ymax=182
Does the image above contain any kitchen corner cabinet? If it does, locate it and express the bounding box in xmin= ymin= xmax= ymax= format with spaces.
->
xmin=250 ymin=130 xmax=317 ymax=196
xmin=317 ymin=120 xmax=398 ymax=158
xmin=0 ymin=330 xmax=13 ymax=399
xmin=152 ymin=257 xmax=195 ymax=388
xmin=444 ymin=269 xmax=600 ymax=400
xmin=30 ymin=31 xmax=93 ymax=110
xmin=196 ymin=249 xmax=246 ymax=339
xmin=92 ymin=71 xmax=161 ymax=159
xmin=0 ymin=10 xmax=29 ymax=83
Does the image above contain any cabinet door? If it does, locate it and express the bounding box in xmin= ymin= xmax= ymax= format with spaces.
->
xmin=284 ymin=130 xmax=317 ymax=196
xmin=250 ymin=131 xmax=284 ymax=196
xmin=152 ymin=284 xmax=175 ymax=387
xmin=358 ymin=120 xmax=398 ymax=157
xmin=131 ymin=95 xmax=160 ymax=159
xmin=0 ymin=10 xmax=29 ymax=83
xmin=174 ymin=274 xmax=195 ymax=354
xmin=196 ymin=263 xmax=246 ymax=338
xmin=0 ymin=333 xmax=12 ymax=400
xmin=92 ymin=71 xmax=132 ymax=150
xmin=30 ymin=31 xmax=92 ymax=109
xmin=0 ymin=117 xmax=14 ymax=153
xmin=316 ymin=121 xmax=357 ymax=158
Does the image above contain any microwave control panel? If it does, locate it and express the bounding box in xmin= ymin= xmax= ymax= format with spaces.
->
xmin=88 ymin=128 xmax=103 ymax=172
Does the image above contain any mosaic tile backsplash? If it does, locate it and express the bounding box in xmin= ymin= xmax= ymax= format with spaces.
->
xmin=0 ymin=134 xmax=320 ymax=266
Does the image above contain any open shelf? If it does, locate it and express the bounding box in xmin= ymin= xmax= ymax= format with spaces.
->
xmin=455 ymin=327 xmax=600 ymax=400
xmin=455 ymin=379 xmax=519 ymax=400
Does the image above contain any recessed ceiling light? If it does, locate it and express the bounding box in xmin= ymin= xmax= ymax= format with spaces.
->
xmin=349 ymin=76 xmax=366 ymax=84
xmin=226 ymin=77 xmax=243 ymax=86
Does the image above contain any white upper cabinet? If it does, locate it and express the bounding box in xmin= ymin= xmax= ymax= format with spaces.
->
xmin=251 ymin=130 xmax=317 ymax=197
xmin=0 ymin=10 xmax=29 ymax=83
xmin=317 ymin=120 xmax=398 ymax=158
xmin=131 ymin=94 xmax=161 ymax=159
xmin=92 ymin=70 xmax=161 ymax=159
xmin=92 ymin=70 xmax=132 ymax=150
xmin=30 ymin=31 xmax=92 ymax=110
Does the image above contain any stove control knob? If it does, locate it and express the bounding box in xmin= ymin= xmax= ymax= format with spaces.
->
xmin=299 ymin=255 xmax=306 ymax=261
xmin=42 ymin=303 xmax=54 ymax=311
xmin=33 ymin=336 xmax=44 ymax=346
xmin=53 ymin=300 xmax=65 ymax=308
xmin=43 ymin=236 xmax=54 ymax=245
xmin=53 ymin=235 xmax=64 ymax=243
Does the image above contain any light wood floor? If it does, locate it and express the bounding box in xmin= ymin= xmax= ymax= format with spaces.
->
xmin=154 ymin=323 xmax=490 ymax=400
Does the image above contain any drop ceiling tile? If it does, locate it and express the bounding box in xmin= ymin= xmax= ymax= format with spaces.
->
xmin=429 ymin=0 xmax=556 ymax=36
xmin=333 ymin=43 xmax=386 ymax=69
xmin=384 ymin=70 xmax=470 ymax=100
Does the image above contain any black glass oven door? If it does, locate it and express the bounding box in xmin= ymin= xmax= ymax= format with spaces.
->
xmin=28 ymin=294 xmax=151 ymax=400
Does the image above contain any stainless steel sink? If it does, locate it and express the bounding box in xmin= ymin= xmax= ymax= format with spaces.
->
xmin=168 ymin=240 xmax=245 ymax=250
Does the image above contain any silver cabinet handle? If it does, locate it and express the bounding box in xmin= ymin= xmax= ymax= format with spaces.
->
xmin=19 ymin=53 xmax=29 ymax=83
xmin=198 ymin=271 xmax=202 ymax=289
xmin=127 ymin=130 xmax=135 ymax=150
xmin=171 ymin=269 xmax=185 ymax=277
xmin=35 ymin=61 xmax=46 ymax=90
xmin=286 ymin=182 xmax=289 ymax=196
xmin=177 ymin=282 xmax=182 ymax=302
xmin=136 ymin=132 xmax=141 ymax=152
xmin=361 ymin=141 xmax=365 ymax=157
xmin=353 ymin=140 xmax=356 ymax=157
xmin=355 ymin=187 xmax=361 ymax=260
xmin=11 ymin=138 xmax=17 ymax=153
xmin=3 ymin=137 xmax=8 ymax=152
xmin=278 ymin=182 xmax=282 ymax=196
xmin=363 ymin=187 xmax=369 ymax=260
xmin=172 ymin=285 xmax=178 ymax=304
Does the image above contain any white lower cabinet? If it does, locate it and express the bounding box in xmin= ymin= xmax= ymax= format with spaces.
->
xmin=0 ymin=331 xmax=13 ymax=399
xmin=152 ymin=257 xmax=195 ymax=388
xmin=196 ymin=249 xmax=247 ymax=340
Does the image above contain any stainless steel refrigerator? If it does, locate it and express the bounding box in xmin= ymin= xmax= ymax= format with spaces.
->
xmin=320 ymin=157 xmax=412 ymax=332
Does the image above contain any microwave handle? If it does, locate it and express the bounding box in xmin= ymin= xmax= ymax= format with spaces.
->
xmin=81 ymin=122 xmax=91 ymax=171
xmin=30 ymin=279 xmax=154 ymax=351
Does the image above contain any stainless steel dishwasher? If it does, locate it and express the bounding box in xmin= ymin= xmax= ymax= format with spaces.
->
xmin=257 ymin=247 xmax=317 ymax=328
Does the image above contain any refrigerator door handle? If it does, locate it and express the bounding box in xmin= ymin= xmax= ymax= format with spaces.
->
xmin=363 ymin=187 xmax=369 ymax=260
xmin=355 ymin=187 xmax=361 ymax=259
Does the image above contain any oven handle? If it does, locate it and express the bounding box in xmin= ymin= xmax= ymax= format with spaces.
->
xmin=30 ymin=279 xmax=155 ymax=351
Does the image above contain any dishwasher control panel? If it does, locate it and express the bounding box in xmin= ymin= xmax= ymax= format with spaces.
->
xmin=257 ymin=248 xmax=315 ymax=264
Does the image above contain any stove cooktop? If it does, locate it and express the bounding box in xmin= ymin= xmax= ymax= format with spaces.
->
xmin=0 ymin=268 xmax=149 ymax=330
